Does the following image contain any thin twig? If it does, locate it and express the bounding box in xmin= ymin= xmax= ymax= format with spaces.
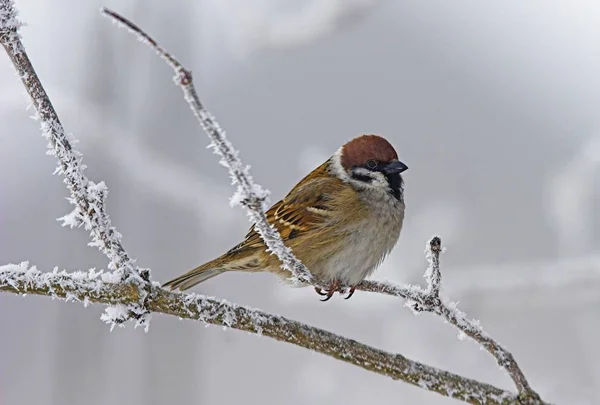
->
xmin=426 ymin=235 xmax=443 ymax=296
xmin=0 ymin=263 xmax=544 ymax=405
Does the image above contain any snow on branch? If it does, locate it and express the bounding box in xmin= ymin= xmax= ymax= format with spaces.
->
xmin=0 ymin=262 xmax=532 ymax=405
xmin=100 ymin=8 xmax=316 ymax=288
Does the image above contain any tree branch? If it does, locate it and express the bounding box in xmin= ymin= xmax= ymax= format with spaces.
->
xmin=0 ymin=0 xmax=151 ymax=326
xmin=0 ymin=263 xmax=534 ymax=405
xmin=0 ymin=3 xmax=144 ymax=284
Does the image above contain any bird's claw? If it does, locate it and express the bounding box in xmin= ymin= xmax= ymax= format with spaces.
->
xmin=320 ymin=293 xmax=334 ymax=302
xmin=314 ymin=287 xmax=328 ymax=296
xmin=315 ymin=282 xmax=356 ymax=301
xmin=343 ymin=286 xmax=356 ymax=300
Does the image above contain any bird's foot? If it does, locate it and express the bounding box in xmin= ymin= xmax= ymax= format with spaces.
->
xmin=314 ymin=281 xmax=356 ymax=301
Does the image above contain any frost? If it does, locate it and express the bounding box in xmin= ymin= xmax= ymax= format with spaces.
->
xmin=0 ymin=0 xmax=24 ymax=55
xmin=228 ymin=188 xmax=245 ymax=207
xmin=424 ymin=236 xmax=442 ymax=295
xmin=0 ymin=260 xmax=146 ymax=331
xmin=134 ymin=312 xmax=152 ymax=333
xmin=101 ymin=305 xmax=129 ymax=331
xmin=0 ymin=262 xmax=115 ymax=302
xmin=101 ymin=271 xmax=122 ymax=284
xmin=58 ymin=208 xmax=83 ymax=228
xmin=0 ymin=0 xmax=20 ymax=30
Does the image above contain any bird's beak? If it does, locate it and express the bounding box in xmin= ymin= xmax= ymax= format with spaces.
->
xmin=382 ymin=160 xmax=408 ymax=174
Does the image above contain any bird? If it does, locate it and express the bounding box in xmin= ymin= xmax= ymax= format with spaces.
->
xmin=163 ymin=134 xmax=408 ymax=301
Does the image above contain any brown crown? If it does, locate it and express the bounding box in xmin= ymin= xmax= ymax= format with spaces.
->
xmin=340 ymin=134 xmax=398 ymax=170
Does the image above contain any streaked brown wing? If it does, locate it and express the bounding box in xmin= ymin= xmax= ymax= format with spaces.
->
xmin=227 ymin=161 xmax=340 ymax=253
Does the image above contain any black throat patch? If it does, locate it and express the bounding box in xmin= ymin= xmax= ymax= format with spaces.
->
xmin=386 ymin=173 xmax=403 ymax=201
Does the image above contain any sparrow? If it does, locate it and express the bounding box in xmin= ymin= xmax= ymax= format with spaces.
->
xmin=163 ymin=134 xmax=408 ymax=300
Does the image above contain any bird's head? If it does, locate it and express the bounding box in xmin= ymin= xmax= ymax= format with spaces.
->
xmin=330 ymin=134 xmax=408 ymax=201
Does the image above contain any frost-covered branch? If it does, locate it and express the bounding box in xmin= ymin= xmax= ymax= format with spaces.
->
xmin=425 ymin=236 xmax=443 ymax=296
xmin=356 ymin=238 xmax=539 ymax=402
xmin=0 ymin=263 xmax=541 ymax=405
xmin=0 ymin=0 xmax=151 ymax=326
xmin=0 ymin=1 xmax=146 ymax=286
xmin=101 ymin=8 xmax=317 ymax=288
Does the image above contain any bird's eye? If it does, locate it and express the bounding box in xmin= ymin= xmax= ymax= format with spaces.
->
xmin=366 ymin=160 xmax=378 ymax=170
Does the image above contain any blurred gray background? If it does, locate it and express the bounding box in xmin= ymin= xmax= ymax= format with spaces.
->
xmin=1 ymin=1 xmax=600 ymax=404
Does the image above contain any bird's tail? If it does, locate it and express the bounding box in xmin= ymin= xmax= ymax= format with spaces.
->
xmin=163 ymin=247 xmax=262 ymax=291
xmin=162 ymin=257 xmax=227 ymax=291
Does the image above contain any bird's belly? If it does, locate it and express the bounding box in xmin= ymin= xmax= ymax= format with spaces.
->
xmin=319 ymin=248 xmax=379 ymax=286
xmin=314 ymin=217 xmax=401 ymax=286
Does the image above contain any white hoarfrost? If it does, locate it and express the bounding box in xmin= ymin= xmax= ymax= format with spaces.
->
xmin=0 ymin=262 xmax=115 ymax=297
xmin=101 ymin=304 xmax=136 ymax=331
xmin=0 ymin=0 xmax=23 ymax=55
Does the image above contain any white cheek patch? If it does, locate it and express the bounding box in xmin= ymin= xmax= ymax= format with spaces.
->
xmin=351 ymin=167 xmax=371 ymax=177
xmin=370 ymin=178 xmax=389 ymax=193
xmin=350 ymin=168 xmax=387 ymax=189
xmin=370 ymin=172 xmax=388 ymax=188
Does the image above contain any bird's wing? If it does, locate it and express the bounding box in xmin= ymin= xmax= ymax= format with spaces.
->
xmin=227 ymin=161 xmax=343 ymax=253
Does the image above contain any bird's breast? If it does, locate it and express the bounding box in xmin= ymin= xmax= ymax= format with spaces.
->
xmin=316 ymin=195 xmax=405 ymax=285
